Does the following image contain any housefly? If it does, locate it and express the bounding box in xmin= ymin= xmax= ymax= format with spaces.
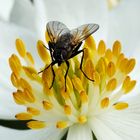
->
xmin=39 ymin=21 xmax=99 ymax=91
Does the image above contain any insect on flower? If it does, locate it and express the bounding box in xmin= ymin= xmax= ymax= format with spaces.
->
xmin=39 ymin=21 xmax=99 ymax=91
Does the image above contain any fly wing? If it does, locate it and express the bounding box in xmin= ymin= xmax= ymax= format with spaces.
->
xmin=46 ymin=21 xmax=70 ymax=43
xmin=70 ymin=24 xmax=99 ymax=45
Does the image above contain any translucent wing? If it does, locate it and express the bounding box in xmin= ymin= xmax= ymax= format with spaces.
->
xmin=70 ymin=24 xmax=99 ymax=45
xmin=46 ymin=21 xmax=70 ymax=43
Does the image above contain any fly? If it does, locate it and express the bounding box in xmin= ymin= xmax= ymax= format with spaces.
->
xmin=39 ymin=21 xmax=99 ymax=91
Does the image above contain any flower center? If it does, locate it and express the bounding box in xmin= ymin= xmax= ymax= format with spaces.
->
xmin=9 ymin=36 xmax=136 ymax=130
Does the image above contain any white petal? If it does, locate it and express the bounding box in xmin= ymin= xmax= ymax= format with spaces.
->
xmin=34 ymin=0 xmax=48 ymax=40
xmin=89 ymin=118 xmax=123 ymax=140
xmin=0 ymin=21 xmax=37 ymax=56
xmin=0 ymin=21 xmax=37 ymax=80
xmin=0 ymin=56 xmax=26 ymax=119
xmin=0 ymin=21 xmax=40 ymax=118
xmin=0 ymin=83 xmax=26 ymax=119
xmin=0 ymin=126 xmax=65 ymax=140
xmin=0 ymin=21 xmax=43 ymax=66
xmin=107 ymin=0 xmax=140 ymax=98
xmin=0 ymin=69 xmax=26 ymax=119
xmin=34 ymin=0 xmax=109 ymax=43
xmin=67 ymin=124 xmax=92 ymax=140
xmin=10 ymin=0 xmax=36 ymax=32
xmin=94 ymin=94 xmax=140 ymax=140
xmin=107 ymin=0 xmax=140 ymax=56
xmin=0 ymin=0 xmax=14 ymax=21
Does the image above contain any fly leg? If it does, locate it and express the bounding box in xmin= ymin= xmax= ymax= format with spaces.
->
xmin=79 ymin=49 xmax=94 ymax=81
xmin=38 ymin=41 xmax=54 ymax=74
xmin=38 ymin=62 xmax=52 ymax=74
xmin=71 ymin=42 xmax=82 ymax=54
xmin=38 ymin=61 xmax=57 ymax=89
xmin=38 ymin=42 xmax=57 ymax=89
xmin=48 ymin=41 xmax=55 ymax=61
xmin=49 ymin=63 xmax=56 ymax=89
xmin=70 ymin=49 xmax=94 ymax=82
xmin=64 ymin=61 xmax=70 ymax=92
xmin=47 ymin=42 xmax=56 ymax=88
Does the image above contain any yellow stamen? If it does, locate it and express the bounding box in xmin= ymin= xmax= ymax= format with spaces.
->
xmin=93 ymin=71 xmax=100 ymax=85
xmin=37 ymin=40 xmax=50 ymax=63
xmin=112 ymin=40 xmax=121 ymax=57
xmin=119 ymin=58 xmax=128 ymax=73
xmin=27 ymin=107 xmax=40 ymax=116
xmin=61 ymin=88 xmax=71 ymax=101
xmin=106 ymin=78 xmax=117 ymax=91
xmin=128 ymin=80 xmax=136 ymax=92
xmin=84 ymin=59 xmax=94 ymax=80
xmin=23 ymin=88 xmax=35 ymax=103
xmin=43 ymin=101 xmax=53 ymax=110
xmin=72 ymin=76 xmax=84 ymax=92
xmin=56 ymin=121 xmax=68 ymax=129
xmin=122 ymin=76 xmax=136 ymax=94
xmin=123 ymin=76 xmax=130 ymax=87
xmin=19 ymin=78 xmax=32 ymax=91
xmin=55 ymin=68 xmax=65 ymax=87
xmin=45 ymin=31 xmax=51 ymax=43
xmin=98 ymin=40 xmax=106 ymax=55
xmin=100 ymin=97 xmax=110 ymax=108
xmin=84 ymin=35 xmax=96 ymax=51
xmin=9 ymin=54 xmax=22 ymax=76
xmin=11 ymin=72 xmax=20 ymax=88
xmin=96 ymin=58 xmax=107 ymax=75
xmin=15 ymin=113 xmax=32 ymax=120
xmin=80 ymin=91 xmax=88 ymax=103
xmin=125 ymin=80 xmax=136 ymax=94
xmin=125 ymin=59 xmax=136 ymax=74
xmin=78 ymin=115 xmax=87 ymax=124
xmin=64 ymin=105 xmax=72 ymax=115
xmin=105 ymin=49 xmax=113 ymax=61
xmin=66 ymin=76 xmax=73 ymax=93
xmin=27 ymin=121 xmax=46 ymax=129
xmin=23 ymin=66 xmax=37 ymax=80
xmin=42 ymin=67 xmax=53 ymax=88
xmin=113 ymin=102 xmax=128 ymax=110
xmin=116 ymin=53 xmax=124 ymax=67
xmin=43 ymin=81 xmax=54 ymax=96
xmin=26 ymin=52 xmax=34 ymax=65
xmin=13 ymin=91 xmax=25 ymax=105
xmin=107 ymin=62 xmax=116 ymax=77
xmin=84 ymin=47 xmax=91 ymax=60
xmin=16 ymin=39 xmax=26 ymax=58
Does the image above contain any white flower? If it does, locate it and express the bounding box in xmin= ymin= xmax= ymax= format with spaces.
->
xmin=0 ymin=0 xmax=140 ymax=140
